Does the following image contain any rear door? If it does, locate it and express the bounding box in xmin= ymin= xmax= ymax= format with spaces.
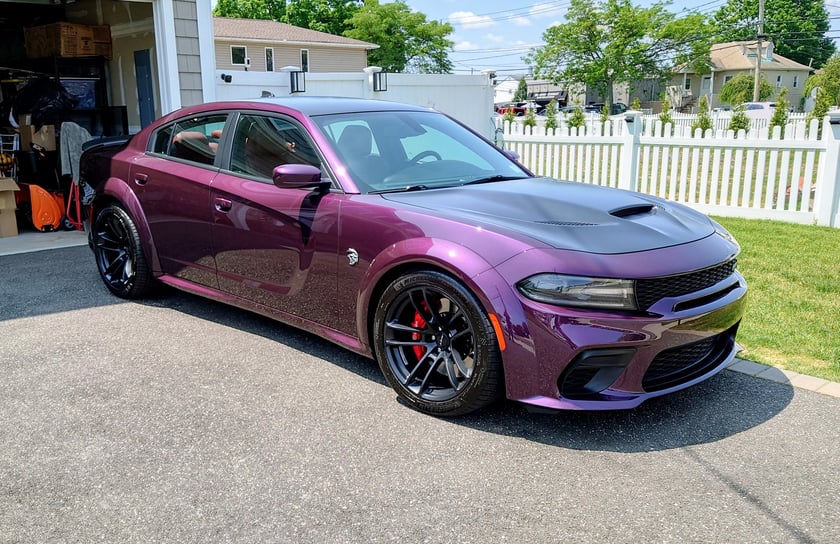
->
xmin=130 ymin=112 xmax=229 ymax=287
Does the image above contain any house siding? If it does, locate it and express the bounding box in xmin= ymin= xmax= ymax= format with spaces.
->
xmin=174 ymin=0 xmax=204 ymax=106
xmin=215 ymin=39 xmax=367 ymax=73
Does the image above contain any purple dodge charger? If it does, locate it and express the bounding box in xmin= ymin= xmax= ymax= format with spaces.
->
xmin=80 ymin=97 xmax=747 ymax=416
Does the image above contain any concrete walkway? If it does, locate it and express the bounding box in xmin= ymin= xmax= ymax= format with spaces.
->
xmin=1 ymin=225 xmax=837 ymax=400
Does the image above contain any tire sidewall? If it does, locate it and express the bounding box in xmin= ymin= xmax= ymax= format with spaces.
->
xmin=93 ymin=205 xmax=148 ymax=298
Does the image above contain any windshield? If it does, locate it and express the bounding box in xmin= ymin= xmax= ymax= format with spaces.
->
xmin=312 ymin=110 xmax=529 ymax=193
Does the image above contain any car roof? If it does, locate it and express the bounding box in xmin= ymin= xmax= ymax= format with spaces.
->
xmin=223 ymin=96 xmax=436 ymax=117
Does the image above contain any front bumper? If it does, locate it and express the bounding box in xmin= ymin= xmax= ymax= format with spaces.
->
xmin=503 ymin=271 xmax=748 ymax=411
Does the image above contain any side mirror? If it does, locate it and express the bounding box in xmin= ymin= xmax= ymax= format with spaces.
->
xmin=272 ymin=164 xmax=330 ymax=189
xmin=504 ymin=149 xmax=520 ymax=162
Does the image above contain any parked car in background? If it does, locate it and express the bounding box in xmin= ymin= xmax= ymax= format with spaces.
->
xmin=741 ymin=101 xmax=776 ymax=119
xmin=80 ymin=97 xmax=747 ymax=417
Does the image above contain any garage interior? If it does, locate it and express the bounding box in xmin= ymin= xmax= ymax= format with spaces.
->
xmin=0 ymin=0 xmax=159 ymax=239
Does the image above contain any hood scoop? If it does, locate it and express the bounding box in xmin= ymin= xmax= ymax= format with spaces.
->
xmin=610 ymin=204 xmax=656 ymax=218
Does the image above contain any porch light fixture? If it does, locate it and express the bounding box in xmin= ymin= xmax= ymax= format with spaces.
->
xmin=290 ymin=70 xmax=306 ymax=93
xmin=220 ymin=73 xmax=232 ymax=83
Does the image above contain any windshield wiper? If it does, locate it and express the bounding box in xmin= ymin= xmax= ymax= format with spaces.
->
xmin=462 ymin=175 xmax=527 ymax=186
xmin=369 ymin=185 xmax=430 ymax=194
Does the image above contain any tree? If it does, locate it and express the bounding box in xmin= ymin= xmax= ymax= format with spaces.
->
xmin=804 ymin=54 xmax=840 ymax=107
xmin=284 ymin=0 xmax=362 ymax=35
xmin=514 ymin=79 xmax=529 ymax=102
xmin=213 ymin=0 xmax=286 ymax=20
xmin=544 ymin=99 xmax=559 ymax=132
xmin=658 ymin=98 xmax=673 ymax=127
xmin=769 ymin=87 xmax=790 ymax=136
xmin=345 ymin=0 xmax=453 ymax=73
xmin=691 ymin=95 xmax=713 ymax=136
xmin=523 ymin=106 xmax=538 ymax=130
xmin=566 ymin=103 xmax=586 ymax=130
xmin=526 ymin=0 xmax=713 ymax=109
xmin=719 ymin=73 xmax=774 ymax=105
xmin=713 ymin=0 xmax=835 ymax=69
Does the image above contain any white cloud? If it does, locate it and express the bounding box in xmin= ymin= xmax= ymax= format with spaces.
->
xmin=449 ymin=11 xmax=495 ymax=29
xmin=512 ymin=17 xmax=531 ymax=27
xmin=547 ymin=20 xmax=563 ymax=28
xmin=454 ymin=41 xmax=480 ymax=51
xmin=485 ymin=33 xmax=505 ymax=43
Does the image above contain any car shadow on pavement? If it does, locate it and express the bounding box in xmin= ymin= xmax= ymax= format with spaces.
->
xmin=8 ymin=247 xmax=792 ymax=454
xmin=454 ymin=371 xmax=794 ymax=452
xmin=153 ymin=283 xmax=794 ymax=454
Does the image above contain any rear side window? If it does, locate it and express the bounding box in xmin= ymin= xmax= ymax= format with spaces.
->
xmin=151 ymin=115 xmax=228 ymax=166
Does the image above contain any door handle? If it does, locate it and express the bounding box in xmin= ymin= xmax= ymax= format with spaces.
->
xmin=133 ymin=173 xmax=149 ymax=186
xmin=214 ymin=198 xmax=232 ymax=212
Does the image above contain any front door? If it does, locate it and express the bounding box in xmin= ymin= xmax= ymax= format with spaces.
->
xmin=210 ymin=113 xmax=342 ymax=329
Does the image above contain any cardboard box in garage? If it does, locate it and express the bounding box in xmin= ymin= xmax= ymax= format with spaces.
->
xmin=24 ymin=22 xmax=112 ymax=59
xmin=18 ymin=115 xmax=56 ymax=152
xmin=0 ymin=176 xmax=20 ymax=238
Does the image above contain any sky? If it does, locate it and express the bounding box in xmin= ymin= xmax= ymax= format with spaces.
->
xmin=399 ymin=0 xmax=840 ymax=76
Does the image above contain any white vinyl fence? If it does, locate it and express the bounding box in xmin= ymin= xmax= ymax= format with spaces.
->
xmin=499 ymin=112 xmax=840 ymax=228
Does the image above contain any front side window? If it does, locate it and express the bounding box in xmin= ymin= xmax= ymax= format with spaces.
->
xmin=229 ymin=114 xmax=321 ymax=181
xmin=151 ymin=114 xmax=228 ymax=166
xmin=793 ymin=75 xmax=799 ymax=88
xmin=231 ymin=46 xmax=246 ymax=66
xmin=300 ymin=49 xmax=310 ymax=72
xmin=776 ymin=75 xmax=783 ymax=88
xmin=684 ymin=78 xmax=691 ymax=91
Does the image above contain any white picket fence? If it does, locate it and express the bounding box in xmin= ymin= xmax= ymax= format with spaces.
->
xmin=499 ymin=112 xmax=840 ymax=228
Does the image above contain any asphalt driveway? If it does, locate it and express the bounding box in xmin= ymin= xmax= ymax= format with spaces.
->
xmin=1 ymin=246 xmax=838 ymax=543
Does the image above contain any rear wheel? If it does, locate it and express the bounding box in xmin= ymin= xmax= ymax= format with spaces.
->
xmin=92 ymin=205 xmax=153 ymax=299
xmin=373 ymin=271 xmax=503 ymax=416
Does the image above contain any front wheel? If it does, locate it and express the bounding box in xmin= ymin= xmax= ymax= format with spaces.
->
xmin=373 ymin=271 xmax=504 ymax=416
xmin=92 ymin=205 xmax=153 ymax=299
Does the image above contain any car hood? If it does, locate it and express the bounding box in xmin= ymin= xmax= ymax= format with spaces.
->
xmin=380 ymin=177 xmax=716 ymax=254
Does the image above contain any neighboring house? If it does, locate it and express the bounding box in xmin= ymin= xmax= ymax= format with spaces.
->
xmin=493 ymin=76 xmax=569 ymax=107
xmin=213 ymin=17 xmax=378 ymax=73
xmin=670 ymin=41 xmax=813 ymax=111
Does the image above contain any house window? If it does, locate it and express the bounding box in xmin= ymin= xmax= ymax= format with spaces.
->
xmin=724 ymin=75 xmax=733 ymax=84
xmin=300 ymin=49 xmax=310 ymax=73
xmin=231 ymin=46 xmax=247 ymax=66
xmin=776 ymin=75 xmax=783 ymax=88
xmin=684 ymin=78 xmax=691 ymax=91
xmin=793 ymin=75 xmax=799 ymax=88
xmin=265 ymin=48 xmax=274 ymax=72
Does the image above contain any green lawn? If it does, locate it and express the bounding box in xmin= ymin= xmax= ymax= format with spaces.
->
xmin=712 ymin=216 xmax=840 ymax=383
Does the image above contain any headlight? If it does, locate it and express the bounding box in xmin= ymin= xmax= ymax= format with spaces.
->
xmin=711 ymin=220 xmax=740 ymax=251
xmin=517 ymin=274 xmax=637 ymax=310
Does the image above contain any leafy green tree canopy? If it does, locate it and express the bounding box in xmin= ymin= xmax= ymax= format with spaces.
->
xmin=213 ymin=0 xmax=287 ymax=20
xmin=284 ymin=0 xmax=362 ymax=35
xmin=719 ymin=72 xmax=774 ymax=105
xmin=804 ymin=54 xmax=840 ymax=107
xmin=526 ymin=0 xmax=713 ymax=109
xmin=344 ymin=0 xmax=453 ymax=73
xmin=713 ymin=0 xmax=835 ymax=69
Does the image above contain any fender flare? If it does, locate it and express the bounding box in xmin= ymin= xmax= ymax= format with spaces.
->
xmin=96 ymin=177 xmax=162 ymax=274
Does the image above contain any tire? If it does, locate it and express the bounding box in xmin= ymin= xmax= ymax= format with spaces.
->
xmin=92 ymin=205 xmax=153 ymax=299
xmin=373 ymin=271 xmax=504 ymax=416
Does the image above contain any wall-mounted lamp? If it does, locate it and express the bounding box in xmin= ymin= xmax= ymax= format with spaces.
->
xmin=290 ymin=70 xmax=306 ymax=93
xmin=364 ymin=66 xmax=388 ymax=93
xmin=373 ymin=71 xmax=388 ymax=92
xmin=220 ymin=73 xmax=232 ymax=83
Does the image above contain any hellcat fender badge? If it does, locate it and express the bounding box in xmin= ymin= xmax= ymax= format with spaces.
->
xmin=346 ymin=248 xmax=359 ymax=266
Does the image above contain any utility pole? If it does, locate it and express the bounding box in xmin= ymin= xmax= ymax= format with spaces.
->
xmin=753 ymin=0 xmax=765 ymax=101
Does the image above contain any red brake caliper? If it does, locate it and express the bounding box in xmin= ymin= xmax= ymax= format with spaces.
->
xmin=411 ymin=303 xmax=429 ymax=361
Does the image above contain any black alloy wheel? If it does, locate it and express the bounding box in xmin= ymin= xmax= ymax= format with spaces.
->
xmin=374 ymin=271 xmax=503 ymax=416
xmin=92 ymin=205 xmax=153 ymax=299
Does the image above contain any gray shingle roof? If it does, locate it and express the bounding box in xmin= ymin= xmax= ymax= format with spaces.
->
xmin=213 ymin=17 xmax=378 ymax=49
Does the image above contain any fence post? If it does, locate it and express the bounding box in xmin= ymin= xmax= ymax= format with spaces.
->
xmin=815 ymin=112 xmax=840 ymax=227
xmin=619 ymin=111 xmax=642 ymax=191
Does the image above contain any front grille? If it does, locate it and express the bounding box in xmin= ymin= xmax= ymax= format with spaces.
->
xmin=642 ymin=329 xmax=734 ymax=391
xmin=635 ymin=259 xmax=737 ymax=311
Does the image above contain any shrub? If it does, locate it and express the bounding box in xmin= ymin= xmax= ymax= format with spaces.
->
xmin=544 ymin=99 xmax=558 ymax=132
xmin=658 ymin=99 xmax=674 ymax=135
xmin=728 ymin=106 xmax=750 ymax=134
xmin=523 ymin=106 xmax=537 ymax=130
xmin=769 ymin=87 xmax=790 ymax=137
xmin=691 ymin=96 xmax=713 ymax=136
